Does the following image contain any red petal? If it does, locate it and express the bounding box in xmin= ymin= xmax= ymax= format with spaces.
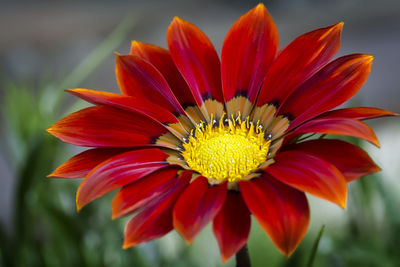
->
xmin=115 ymin=54 xmax=184 ymax=114
xmin=67 ymin=89 xmax=179 ymax=124
xmin=221 ymin=3 xmax=278 ymax=103
xmin=317 ymin=107 xmax=399 ymax=120
xmin=279 ymin=54 xmax=373 ymax=130
xmin=76 ymin=148 xmax=169 ymax=210
xmin=289 ymin=117 xmax=380 ymax=147
xmin=257 ymin=22 xmax=343 ymax=107
xmin=213 ymin=192 xmax=251 ymax=262
xmin=48 ymin=148 xmax=129 ymax=178
xmin=167 ymin=17 xmax=224 ymax=106
xmin=123 ymin=172 xmax=191 ymax=248
xmin=130 ymin=41 xmax=196 ymax=108
xmin=265 ymin=151 xmax=347 ymax=208
xmin=173 ymin=177 xmax=227 ymax=243
xmin=112 ymin=168 xmax=183 ymax=219
xmin=285 ymin=139 xmax=380 ymax=182
xmin=47 ymin=106 xmax=168 ymax=147
xmin=239 ymin=176 xmax=309 ymax=257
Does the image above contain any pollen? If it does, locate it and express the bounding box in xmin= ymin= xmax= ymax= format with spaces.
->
xmin=181 ymin=113 xmax=271 ymax=183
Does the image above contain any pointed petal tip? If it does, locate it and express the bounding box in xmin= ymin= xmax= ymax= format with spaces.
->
xmin=64 ymin=88 xmax=87 ymax=96
xmin=176 ymin=227 xmax=194 ymax=245
xmin=176 ymin=229 xmax=194 ymax=245
xmin=65 ymin=88 xmax=80 ymax=92
xmin=221 ymin=255 xmax=229 ymax=263
xmin=46 ymin=127 xmax=55 ymax=135
xmin=122 ymin=241 xmax=134 ymax=250
xmin=76 ymin=189 xmax=84 ymax=212
xmin=111 ymin=205 xmax=123 ymax=220
xmin=374 ymin=138 xmax=381 ymax=148
xmin=255 ymin=3 xmax=266 ymax=11
xmin=277 ymin=246 xmax=293 ymax=258
xmin=357 ymin=54 xmax=374 ymax=66
xmin=174 ymin=223 xmax=195 ymax=245
xmin=336 ymin=21 xmax=344 ymax=29
xmin=249 ymin=3 xmax=268 ymax=17
xmin=46 ymin=173 xmax=56 ymax=178
xmin=185 ymin=238 xmax=193 ymax=245
xmin=171 ymin=16 xmax=184 ymax=25
xmin=326 ymin=21 xmax=343 ymax=34
xmin=364 ymin=54 xmax=374 ymax=63
xmin=339 ymin=196 xmax=347 ymax=209
xmin=338 ymin=186 xmax=348 ymax=209
xmin=76 ymin=204 xmax=83 ymax=213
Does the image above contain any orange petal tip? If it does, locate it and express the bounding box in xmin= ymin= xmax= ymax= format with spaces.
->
xmin=374 ymin=139 xmax=381 ymax=148
xmin=336 ymin=21 xmax=344 ymax=29
xmin=64 ymin=88 xmax=78 ymax=92
xmin=131 ymin=40 xmax=141 ymax=48
xmin=339 ymin=197 xmax=347 ymax=210
xmin=122 ymin=241 xmax=135 ymax=250
xmin=76 ymin=192 xmax=84 ymax=212
xmin=255 ymin=3 xmax=266 ymax=10
xmin=172 ymin=16 xmax=183 ymax=24
xmin=46 ymin=173 xmax=56 ymax=178
xmin=111 ymin=210 xmax=119 ymax=220
xmin=178 ymin=232 xmax=194 ymax=245
xmin=364 ymin=54 xmax=374 ymax=62
xmin=327 ymin=21 xmax=344 ymax=34
xmin=46 ymin=127 xmax=55 ymax=135
xmin=357 ymin=54 xmax=374 ymax=65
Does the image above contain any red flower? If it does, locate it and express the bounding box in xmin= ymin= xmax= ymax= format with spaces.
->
xmin=47 ymin=4 xmax=397 ymax=262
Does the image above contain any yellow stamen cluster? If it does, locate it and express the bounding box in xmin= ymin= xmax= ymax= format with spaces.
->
xmin=181 ymin=114 xmax=271 ymax=183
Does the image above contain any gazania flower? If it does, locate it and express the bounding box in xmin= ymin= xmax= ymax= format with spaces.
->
xmin=47 ymin=3 xmax=397 ymax=262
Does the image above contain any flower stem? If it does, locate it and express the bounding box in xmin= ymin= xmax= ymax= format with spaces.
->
xmin=236 ymin=244 xmax=251 ymax=267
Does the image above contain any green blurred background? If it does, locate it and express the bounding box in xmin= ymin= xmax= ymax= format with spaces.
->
xmin=1 ymin=0 xmax=399 ymax=266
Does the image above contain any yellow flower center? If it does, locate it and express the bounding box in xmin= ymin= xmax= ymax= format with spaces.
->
xmin=181 ymin=114 xmax=271 ymax=183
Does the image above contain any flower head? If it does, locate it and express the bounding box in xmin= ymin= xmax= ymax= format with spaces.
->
xmin=47 ymin=3 xmax=397 ymax=262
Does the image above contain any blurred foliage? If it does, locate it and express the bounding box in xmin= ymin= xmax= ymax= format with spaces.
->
xmin=1 ymin=19 xmax=400 ymax=267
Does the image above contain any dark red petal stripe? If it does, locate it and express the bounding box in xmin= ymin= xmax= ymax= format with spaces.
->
xmin=167 ymin=17 xmax=224 ymax=105
xmin=123 ymin=171 xmax=191 ymax=248
xmin=221 ymin=3 xmax=278 ymax=103
xmin=48 ymin=148 xmax=130 ymax=178
xmin=240 ymin=176 xmax=309 ymax=257
xmin=289 ymin=117 xmax=380 ymax=147
xmin=47 ymin=106 xmax=168 ymax=147
xmin=67 ymin=89 xmax=179 ymax=125
xmin=257 ymin=22 xmax=343 ymax=107
xmin=115 ymin=54 xmax=185 ymax=114
xmin=173 ymin=177 xmax=227 ymax=243
xmin=76 ymin=148 xmax=169 ymax=210
xmin=265 ymin=151 xmax=348 ymax=208
xmin=285 ymin=139 xmax=380 ymax=182
xmin=130 ymin=41 xmax=197 ymax=108
xmin=112 ymin=168 xmax=183 ymax=219
xmin=316 ymin=107 xmax=398 ymax=120
xmin=279 ymin=54 xmax=373 ymax=130
xmin=213 ymin=192 xmax=251 ymax=262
